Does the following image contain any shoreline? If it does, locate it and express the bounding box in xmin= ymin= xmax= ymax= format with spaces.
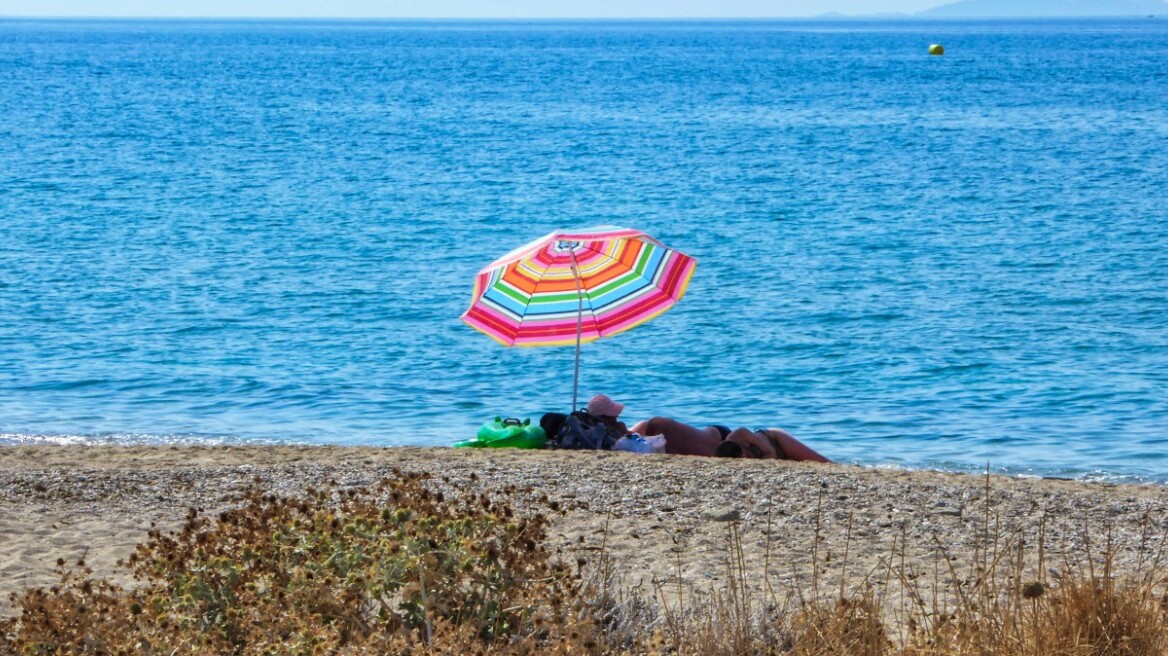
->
xmin=2 ymin=438 xmax=1162 ymax=486
xmin=4 ymin=445 xmax=1168 ymax=619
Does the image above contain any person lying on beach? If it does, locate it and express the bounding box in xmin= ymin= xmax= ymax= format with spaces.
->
xmin=544 ymin=394 xmax=829 ymax=462
xmin=580 ymin=394 xmax=830 ymax=462
xmin=627 ymin=416 xmax=831 ymax=462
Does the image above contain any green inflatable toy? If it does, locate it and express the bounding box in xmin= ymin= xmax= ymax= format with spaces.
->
xmin=455 ymin=417 xmax=547 ymax=449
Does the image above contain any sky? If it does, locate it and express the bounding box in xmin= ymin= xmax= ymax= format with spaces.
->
xmin=0 ymin=1 xmax=946 ymax=19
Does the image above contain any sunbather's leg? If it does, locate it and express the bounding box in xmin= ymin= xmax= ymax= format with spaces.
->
xmin=629 ymin=417 xmax=723 ymax=456
xmin=759 ymin=428 xmax=831 ymax=463
xmin=725 ymin=427 xmax=779 ymax=459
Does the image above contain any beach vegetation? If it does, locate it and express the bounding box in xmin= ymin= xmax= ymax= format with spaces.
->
xmin=3 ymin=471 xmax=1168 ymax=655
xmin=1 ymin=472 xmax=601 ymax=655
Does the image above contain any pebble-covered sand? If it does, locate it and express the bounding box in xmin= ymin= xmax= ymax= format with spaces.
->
xmin=4 ymin=446 xmax=1168 ymax=620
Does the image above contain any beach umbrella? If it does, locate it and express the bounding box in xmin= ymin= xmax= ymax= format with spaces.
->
xmin=461 ymin=226 xmax=697 ymax=411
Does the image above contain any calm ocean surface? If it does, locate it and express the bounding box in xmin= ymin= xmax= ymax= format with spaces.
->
xmin=1 ymin=18 xmax=1166 ymax=481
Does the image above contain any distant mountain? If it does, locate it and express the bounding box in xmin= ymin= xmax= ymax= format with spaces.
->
xmin=919 ymin=0 xmax=1168 ymax=16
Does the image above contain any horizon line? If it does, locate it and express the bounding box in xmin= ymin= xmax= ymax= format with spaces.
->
xmin=0 ymin=13 xmax=901 ymax=20
xmin=2 ymin=14 xmax=1160 ymax=20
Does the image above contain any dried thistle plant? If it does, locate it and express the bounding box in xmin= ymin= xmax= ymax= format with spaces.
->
xmin=2 ymin=470 xmax=599 ymax=655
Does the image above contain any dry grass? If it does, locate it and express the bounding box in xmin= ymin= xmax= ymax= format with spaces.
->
xmin=3 ymin=469 xmax=1168 ymax=655
xmin=627 ymin=472 xmax=1168 ymax=656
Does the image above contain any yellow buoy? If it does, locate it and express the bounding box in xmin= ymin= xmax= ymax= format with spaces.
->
xmin=929 ymin=44 xmax=945 ymax=56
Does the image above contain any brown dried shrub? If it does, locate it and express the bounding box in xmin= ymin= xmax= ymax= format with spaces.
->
xmin=1 ymin=471 xmax=601 ymax=655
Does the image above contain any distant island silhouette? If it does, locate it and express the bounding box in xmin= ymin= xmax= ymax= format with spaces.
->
xmin=919 ymin=0 xmax=1166 ymax=17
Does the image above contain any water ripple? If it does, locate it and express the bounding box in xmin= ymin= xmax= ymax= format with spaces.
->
xmin=1 ymin=18 xmax=1166 ymax=482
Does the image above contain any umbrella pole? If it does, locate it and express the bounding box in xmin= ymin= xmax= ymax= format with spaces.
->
xmin=569 ymin=247 xmax=584 ymax=413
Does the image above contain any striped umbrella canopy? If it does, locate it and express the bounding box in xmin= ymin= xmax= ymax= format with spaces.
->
xmin=461 ymin=226 xmax=697 ymax=410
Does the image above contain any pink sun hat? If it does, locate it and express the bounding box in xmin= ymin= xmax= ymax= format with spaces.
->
xmin=587 ymin=394 xmax=624 ymax=418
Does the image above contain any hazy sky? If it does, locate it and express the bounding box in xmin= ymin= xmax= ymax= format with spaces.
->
xmin=0 ymin=1 xmax=946 ymax=19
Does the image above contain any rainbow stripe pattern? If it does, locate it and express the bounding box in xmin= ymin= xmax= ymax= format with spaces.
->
xmin=462 ymin=226 xmax=697 ymax=347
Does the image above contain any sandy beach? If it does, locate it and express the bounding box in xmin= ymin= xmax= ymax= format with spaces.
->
xmin=4 ymin=445 xmax=1168 ymax=620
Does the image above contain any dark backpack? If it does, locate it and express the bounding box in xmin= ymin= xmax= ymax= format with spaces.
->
xmin=544 ymin=411 xmax=622 ymax=451
xmin=539 ymin=413 xmax=568 ymax=443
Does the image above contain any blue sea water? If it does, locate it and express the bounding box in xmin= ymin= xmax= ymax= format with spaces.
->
xmin=1 ymin=18 xmax=1166 ymax=482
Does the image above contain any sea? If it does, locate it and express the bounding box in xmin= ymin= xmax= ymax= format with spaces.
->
xmin=1 ymin=18 xmax=1166 ymax=482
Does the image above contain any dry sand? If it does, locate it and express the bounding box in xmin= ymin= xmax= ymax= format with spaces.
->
xmin=4 ymin=445 xmax=1168 ymax=619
